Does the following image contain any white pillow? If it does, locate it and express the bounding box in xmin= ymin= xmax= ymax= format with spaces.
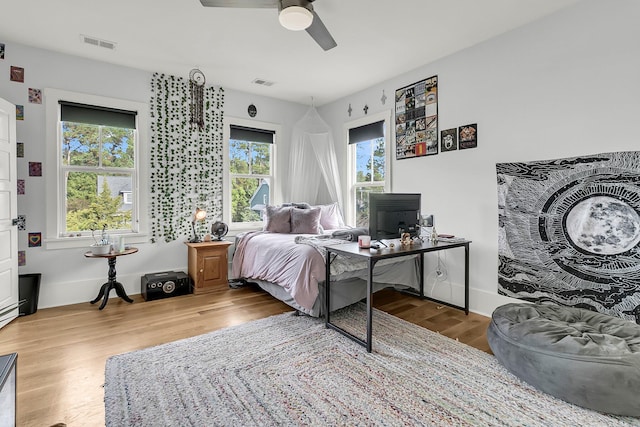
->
xmin=315 ymin=202 xmax=345 ymax=230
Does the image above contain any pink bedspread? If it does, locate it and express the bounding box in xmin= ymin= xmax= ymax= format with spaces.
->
xmin=232 ymin=231 xmax=326 ymax=311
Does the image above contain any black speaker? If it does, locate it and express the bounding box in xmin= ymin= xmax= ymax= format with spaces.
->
xmin=141 ymin=271 xmax=191 ymax=301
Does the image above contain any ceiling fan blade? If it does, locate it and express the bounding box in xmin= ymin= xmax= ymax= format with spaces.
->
xmin=306 ymin=10 xmax=337 ymax=51
xmin=199 ymin=0 xmax=278 ymax=8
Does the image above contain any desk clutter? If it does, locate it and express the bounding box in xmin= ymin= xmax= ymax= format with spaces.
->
xmin=90 ymin=225 xmax=128 ymax=254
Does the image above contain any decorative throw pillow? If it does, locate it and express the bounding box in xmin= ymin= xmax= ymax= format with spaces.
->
xmin=315 ymin=202 xmax=346 ymax=230
xmin=291 ymin=206 xmax=322 ymax=234
xmin=263 ymin=205 xmax=291 ymax=233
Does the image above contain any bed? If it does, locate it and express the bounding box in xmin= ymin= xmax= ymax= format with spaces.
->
xmin=231 ymin=203 xmax=420 ymax=317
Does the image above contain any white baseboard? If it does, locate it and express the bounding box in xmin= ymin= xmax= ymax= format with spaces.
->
xmin=38 ymin=264 xmax=519 ymax=319
xmin=38 ymin=268 xmax=187 ymax=309
xmin=424 ymin=278 xmax=522 ymax=318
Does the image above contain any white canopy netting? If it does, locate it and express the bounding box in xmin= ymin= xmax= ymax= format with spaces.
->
xmin=287 ymin=107 xmax=343 ymax=208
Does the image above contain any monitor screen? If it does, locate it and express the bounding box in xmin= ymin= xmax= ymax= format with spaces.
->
xmin=368 ymin=193 xmax=421 ymax=240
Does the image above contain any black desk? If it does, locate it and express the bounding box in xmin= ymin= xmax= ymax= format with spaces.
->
xmin=325 ymin=239 xmax=471 ymax=352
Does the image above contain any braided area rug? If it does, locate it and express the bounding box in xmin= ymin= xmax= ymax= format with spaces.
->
xmin=105 ymin=304 xmax=640 ymax=426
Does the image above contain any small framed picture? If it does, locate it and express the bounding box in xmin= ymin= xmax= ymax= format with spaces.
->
xmin=29 ymin=162 xmax=42 ymax=176
xmin=459 ymin=123 xmax=477 ymax=149
xmin=28 ymin=232 xmax=42 ymax=247
xmin=440 ymin=128 xmax=458 ymax=152
xmin=10 ymin=66 xmax=24 ymax=82
xmin=28 ymin=88 xmax=42 ymax=104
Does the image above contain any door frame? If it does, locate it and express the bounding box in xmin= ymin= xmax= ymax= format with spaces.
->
xmin=0 ymin=97 xmax=19 ymax=328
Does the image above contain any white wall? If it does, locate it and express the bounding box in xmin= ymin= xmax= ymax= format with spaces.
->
xmin=0 ymin=42 xmax=306 ymax=308
xmin=3 ymin=0 xmax=639 ymax=314
xmin=319 ymin=0 xmax=640 ymax=316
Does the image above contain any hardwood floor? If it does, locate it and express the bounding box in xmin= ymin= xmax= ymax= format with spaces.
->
xmin=0 ymin=285 xmax=490 ymax=427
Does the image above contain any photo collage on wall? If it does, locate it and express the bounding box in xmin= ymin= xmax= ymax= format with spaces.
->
xmin=395 ymin=76 xmax=438 ymax=159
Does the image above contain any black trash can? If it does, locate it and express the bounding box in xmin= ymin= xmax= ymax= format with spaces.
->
xmin=18 ymin=273 xmax=41 ymax=316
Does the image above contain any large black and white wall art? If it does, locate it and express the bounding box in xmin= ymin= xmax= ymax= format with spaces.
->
xmin=497 ymin=151 xmax=640 ymax=323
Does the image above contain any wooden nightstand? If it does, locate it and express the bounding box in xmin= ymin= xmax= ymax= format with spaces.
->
xmin=185 ymin=240 xmax=232 ymax=294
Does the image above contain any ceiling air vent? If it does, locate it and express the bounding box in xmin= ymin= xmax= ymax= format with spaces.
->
xmin=80 ymin=34 xmax=117 ymax=50
xmin=252 ymin=78 xmax=274 ymax=87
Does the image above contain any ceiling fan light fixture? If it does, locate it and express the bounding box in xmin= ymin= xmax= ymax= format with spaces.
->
xmin=279 ymin=5 xmax=313 ymax=31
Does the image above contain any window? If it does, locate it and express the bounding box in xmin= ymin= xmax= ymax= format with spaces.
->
xmin=345 ymin=111 xmax=391 ymax=227
xmin=45 ymin=89 xmax=148 ymax=249
xmin=60 ymin=102 xmax=136 ymax=234
xmin=224 ymin=119 xmax=278 ymax=228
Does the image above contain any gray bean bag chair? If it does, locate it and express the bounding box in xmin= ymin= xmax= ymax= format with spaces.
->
xmin=487 ymin=302 xmax=640 ymax=416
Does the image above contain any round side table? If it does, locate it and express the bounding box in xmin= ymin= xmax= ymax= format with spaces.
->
xmin=84 ymin=247 xmax=138 ymax=310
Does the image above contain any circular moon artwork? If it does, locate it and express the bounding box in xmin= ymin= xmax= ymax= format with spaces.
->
xmin=565 ymin=196 xmax=640 ymax=255
xmin=496 ymin=151 xmax=640 ymax=322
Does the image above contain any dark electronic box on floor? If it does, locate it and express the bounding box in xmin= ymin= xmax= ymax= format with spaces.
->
xmin=141 ymin=271 xmax=191 ymax=301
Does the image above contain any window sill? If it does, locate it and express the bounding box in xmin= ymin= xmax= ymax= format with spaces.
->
xmin=44 ymin=233 xmax=149 ymax=250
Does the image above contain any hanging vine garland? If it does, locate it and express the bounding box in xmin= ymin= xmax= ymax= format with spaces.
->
xmin=149 ymin=72 xmax=225 ymax=243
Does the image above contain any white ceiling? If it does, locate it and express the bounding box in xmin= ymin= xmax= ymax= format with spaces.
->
xmin=1 ymin=0 xmax=579 ymax=106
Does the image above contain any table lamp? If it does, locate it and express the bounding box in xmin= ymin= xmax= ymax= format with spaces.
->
xmin=189 ymin=208 xmax=207 ymax=243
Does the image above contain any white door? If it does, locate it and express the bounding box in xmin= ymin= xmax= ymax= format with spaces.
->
xmin=0 ymin=97 xmax=19 ymax=328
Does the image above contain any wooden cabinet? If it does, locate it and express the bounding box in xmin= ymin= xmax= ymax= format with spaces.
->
xmin=185 ymin=241 xmax=232 ymax=294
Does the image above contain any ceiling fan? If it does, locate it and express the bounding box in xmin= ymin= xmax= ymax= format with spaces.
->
xmin=199 ymin=0 xmax=337 ymax=51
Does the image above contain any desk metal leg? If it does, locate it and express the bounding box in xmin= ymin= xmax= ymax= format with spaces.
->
xmin=325 ymin=249 xmax=331 ymax=327
xmin=365 ymin=258 xmax=373 ymax=353
xmin=419 ymin=252 xmax=425 ymax=298
xmin=325 ymin=249 xmax=374 ymax=352
xmin=421 ymin=243 xmax=470 ymax=315
xmin=464 ymin=243 xmax=469 ymax=315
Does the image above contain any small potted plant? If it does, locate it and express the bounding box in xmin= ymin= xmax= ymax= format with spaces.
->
xmin=90 ymin=225 xmax=111 ymax=255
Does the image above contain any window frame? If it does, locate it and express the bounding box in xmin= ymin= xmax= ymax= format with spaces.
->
xmin=223 ymin=116 xmax=280 ymax=231
xmin=45 ymin=88 xmax=149 ymax=249
xmin=344 ymin=110 xmax=392 ymax=226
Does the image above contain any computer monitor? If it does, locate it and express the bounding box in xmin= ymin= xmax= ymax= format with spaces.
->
xmin=368 ymin=193 xmax=421 ymax=241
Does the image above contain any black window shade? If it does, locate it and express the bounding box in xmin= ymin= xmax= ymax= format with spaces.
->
xmin=60 ymin=101 xmax=137 ymax=129
xmin=349 ymin=120 xmax=384 ymax=144
xmin=230 ymin=125 xmax=275 ymax=144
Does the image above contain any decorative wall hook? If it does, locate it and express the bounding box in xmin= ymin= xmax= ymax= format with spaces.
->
xmin=381 ymin=90 xmax=387 ymax=105
xmin=363 ymin=104 xmax=369 ymax=115
xmin=189 ymin=68 xmax=206 ymax=131
xmin=348 ymin=103 xmax=352 ymax=117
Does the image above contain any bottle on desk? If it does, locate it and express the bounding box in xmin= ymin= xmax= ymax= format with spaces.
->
xmin=117 ymin=236 xmax=125 ymax=252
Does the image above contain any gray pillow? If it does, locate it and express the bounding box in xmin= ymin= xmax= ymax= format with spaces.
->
xmin=291 ymin=207 xmax=322 ymax=234
xmin=282 ymin=202 xmax=311 ymax=210
xmin=263 ymin=205 xmax=291 ymax=233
